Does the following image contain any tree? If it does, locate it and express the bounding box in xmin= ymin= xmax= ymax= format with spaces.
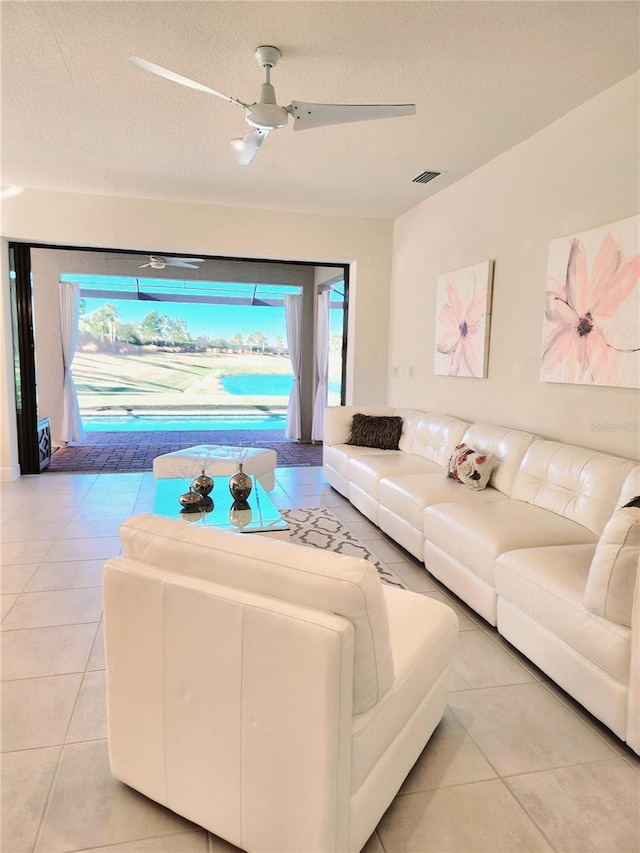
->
xmin=139 ymin=310 xmax=166 ymax=344
xmin=231 ymin=333 xmax=244 ymax=352
xmin=329 ymin=333 xmax=343 ymax=353
xmin=247 ymin=331 xmax=267 ymax=352
xmin=86 ymin=304 xmax=120 ymax=343
xmin=117 ymin=322 xmax=142 ymax=345
xmin=164 ymin=317 xmax=191 ymax=344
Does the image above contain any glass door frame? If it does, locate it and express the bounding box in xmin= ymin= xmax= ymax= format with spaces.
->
xmin=9 ymin=242 xmax=41 ymax=473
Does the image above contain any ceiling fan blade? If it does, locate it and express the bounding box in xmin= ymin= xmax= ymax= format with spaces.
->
xmin=166 ymin=261 xmax=200 ymax=269
xmin=129 ymin=57 xmax=247 ymax=108
xmin=236 ymin=129 xmax=268 ymax=166
xmin=169 ymin=258 xmax=205 ymax=263
xmin=288 ymin=101 xmax=416 ymax=131
xmin=139 ymin=263 xmax=153 ymax=268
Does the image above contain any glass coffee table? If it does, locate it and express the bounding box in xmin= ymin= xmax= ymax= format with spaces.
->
xmin=153 ymin=475 xmax=290 ymax=540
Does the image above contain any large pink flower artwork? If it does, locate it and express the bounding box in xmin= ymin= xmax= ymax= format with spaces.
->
xmin=434 ymin=260 xmax=494 ymax=378
xmin=541 ymin=216 xmax=640 ymax=388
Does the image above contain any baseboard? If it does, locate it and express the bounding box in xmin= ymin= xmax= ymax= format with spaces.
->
xmin=1 ymin=463 xmax=21 ymax=482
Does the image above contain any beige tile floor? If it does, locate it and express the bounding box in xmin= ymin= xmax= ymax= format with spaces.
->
xmin=1 ymin=468 xmax=639 ymax=853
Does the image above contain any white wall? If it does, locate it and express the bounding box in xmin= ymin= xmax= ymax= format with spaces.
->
xmin=389 ymin=72 xmax=640 ymax=460
xmin=1 ymin=196 xmax=392 ymax=476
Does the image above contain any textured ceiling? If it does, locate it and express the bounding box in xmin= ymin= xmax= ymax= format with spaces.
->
xmin=2 ymin=1 xmax=638 ymax=219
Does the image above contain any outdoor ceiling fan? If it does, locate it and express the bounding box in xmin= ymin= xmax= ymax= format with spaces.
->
xmin=129 ymin=45 xmax=416 ymax=165
xmin=139 ymin=255 xmax=205 ymax=269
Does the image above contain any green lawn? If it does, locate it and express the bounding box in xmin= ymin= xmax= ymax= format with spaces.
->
xmin=74 ymin=349 xmax=294 ymax=412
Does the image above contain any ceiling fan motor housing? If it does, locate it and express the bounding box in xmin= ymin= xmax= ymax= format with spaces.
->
xmin=246 ymin=82 xmax=289 ymax=129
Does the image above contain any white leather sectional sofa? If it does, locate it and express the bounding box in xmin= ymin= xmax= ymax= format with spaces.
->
xmin=323 ymin=405 xmax=640 ymax=754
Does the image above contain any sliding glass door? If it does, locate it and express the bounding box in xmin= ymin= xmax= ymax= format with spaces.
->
xmin=9 ymin=242 xmax=41 ymax=473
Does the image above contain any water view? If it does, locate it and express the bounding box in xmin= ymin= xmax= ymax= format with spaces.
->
xmin=220 ymin=373 xmax=341 ymax=396
xmin=221 ymin=373 xmax=293 ymax=395
xmin=74 ymin=298 xmax=344 ymax=429
xmin=83 ymin=413 xmax=288 ymax=432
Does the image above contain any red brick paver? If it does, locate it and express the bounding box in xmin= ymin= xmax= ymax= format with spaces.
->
xmin=47 ymin=429 xmax=323 ymax=474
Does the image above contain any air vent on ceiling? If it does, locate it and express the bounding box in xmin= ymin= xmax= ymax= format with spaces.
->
xmin=410 ymin=170 xmax=442 ymax=184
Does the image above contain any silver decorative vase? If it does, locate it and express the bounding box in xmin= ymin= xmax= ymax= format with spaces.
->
xmin=192 ymin=473 xmax=214 ymax=496
xmin=228 ymin=463 xmax=252 ymax=502
xmin=179 ymin=487 xmax=204 ymax=512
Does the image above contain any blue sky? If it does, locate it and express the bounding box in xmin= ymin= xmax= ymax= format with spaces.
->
xmin=83 ymin=297 xmax=343 ymax=343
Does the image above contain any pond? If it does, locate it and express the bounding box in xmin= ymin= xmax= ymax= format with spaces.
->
xmin=221 ymin=373 xmax=294 ymax=396
xmin=221 ymin=373 xmax=341 ymax=396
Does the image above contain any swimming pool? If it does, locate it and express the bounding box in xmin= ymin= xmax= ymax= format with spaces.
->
xmin=83 ymin=413 xmax=287 ymax=432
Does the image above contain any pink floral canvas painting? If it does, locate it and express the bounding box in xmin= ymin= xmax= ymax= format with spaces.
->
xmin=541 ymin=216 xmax=640 ymax=388
xmin=434 ymin=260 xmax=494 ymax=378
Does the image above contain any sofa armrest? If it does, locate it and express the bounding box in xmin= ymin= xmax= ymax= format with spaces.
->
xmin=323 ymin=406 xmax=395 ymax=447
xmin=627 ymin=570 xmax=640 ymax=753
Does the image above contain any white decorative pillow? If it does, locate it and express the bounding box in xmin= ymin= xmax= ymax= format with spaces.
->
xmin=448 ymin=443 xmax=496 ymax=491
xmin=584 ymin=503 xmax=640 ymax=627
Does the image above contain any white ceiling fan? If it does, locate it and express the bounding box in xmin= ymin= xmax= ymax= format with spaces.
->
xmin=139 ymin=255 xmax=205 ymax=269
xmin=129 ymin=46 xmax=416 ymax=165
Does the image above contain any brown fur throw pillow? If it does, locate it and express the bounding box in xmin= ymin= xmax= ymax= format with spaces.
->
xmin=347 ymin=414 xmax=403 ymax=450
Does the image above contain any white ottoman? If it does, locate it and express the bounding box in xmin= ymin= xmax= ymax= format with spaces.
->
xmin=153 ymin=444 xmax=277 ymax=491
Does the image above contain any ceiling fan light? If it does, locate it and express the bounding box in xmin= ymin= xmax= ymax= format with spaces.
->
xmin=230 ymin=137 xmax=245 ymax=151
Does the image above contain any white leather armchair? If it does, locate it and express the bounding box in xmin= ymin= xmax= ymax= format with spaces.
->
xmin=104 ymin=514 xmax=458 ymax=853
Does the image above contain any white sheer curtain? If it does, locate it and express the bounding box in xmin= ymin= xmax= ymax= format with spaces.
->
xmin=311 ymin=290 xmax=330 ymax=441
xmin=59 ymin=282 xmax=85 ymax=445
xmin=284 ymin=293 xmax=302 ymax=440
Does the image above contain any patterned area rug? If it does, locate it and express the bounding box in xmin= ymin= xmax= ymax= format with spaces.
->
xmin=281 ymin=507 xmax=406 ymax=589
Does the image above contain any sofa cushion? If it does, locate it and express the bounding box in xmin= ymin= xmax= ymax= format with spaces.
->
xmin=119 ymin=513 xmax=394 ymax=714
xmin=348 ymin=414 xmax=403 ymax=450
xmin=460 ymin=423 xmax=536 ymax=496
xmin=407 ymin=413 xmax=469 ymax=467
xmin=511 ymin=440 xmax=637 ymax=536
xmin=348 ymin=454 xmax=443 ymax=499
xmin=448 ymin=443 xmax=496 ymax=490
xmin=379 ymin=474 xmax=509 ymax=531
xmin=350 ymin=587 xmax=458 ymax=793
xmin=584 ymin=505 xmax=640 ymax=627
xmin=495 ymin=545 xmax=631 ymax=682
xmin=324 ymin=444 xmax=400 ymax=480
xmin=394 ymin=409 xmax=430 ymax=454
xmin=423 ymin=500 xmax=598 ymax=586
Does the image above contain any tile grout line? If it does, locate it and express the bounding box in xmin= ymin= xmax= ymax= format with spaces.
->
xmin=30 ymin=617 xmax=102 ymax=853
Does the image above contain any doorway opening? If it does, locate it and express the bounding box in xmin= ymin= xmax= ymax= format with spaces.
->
xmin=9 ymin=243 xmax=348 ymax=473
